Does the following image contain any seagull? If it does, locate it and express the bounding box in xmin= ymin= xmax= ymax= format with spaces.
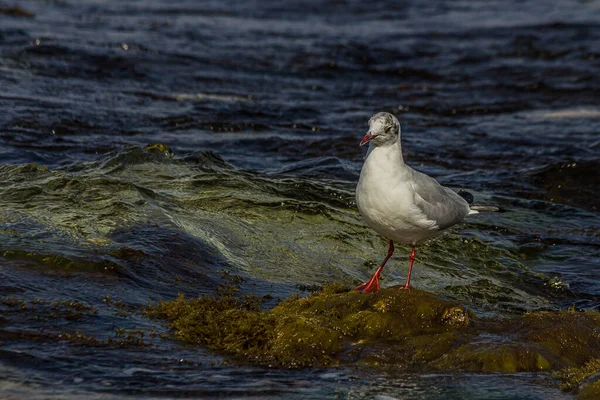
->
xmin=354 ymin=112 xmax=478 ymax=293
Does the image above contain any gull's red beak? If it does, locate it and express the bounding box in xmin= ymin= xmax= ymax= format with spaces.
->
xmin=360 ymin=133 xmax=373 ymax=146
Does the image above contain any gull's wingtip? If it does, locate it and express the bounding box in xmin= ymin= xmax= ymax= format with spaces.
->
xmin=457 ymin=190 xmax=474 ymax=205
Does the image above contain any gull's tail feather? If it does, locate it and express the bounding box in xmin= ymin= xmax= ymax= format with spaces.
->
xmin=457 ymin=190 xmax=500 ymax=213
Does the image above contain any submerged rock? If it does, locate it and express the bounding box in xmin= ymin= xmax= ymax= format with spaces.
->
xmin=146 ymin=285 xmax=600 ymax=375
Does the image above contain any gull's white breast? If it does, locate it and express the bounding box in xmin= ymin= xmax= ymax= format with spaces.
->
xmin=356 ymin=145 xmax=440 ymax=244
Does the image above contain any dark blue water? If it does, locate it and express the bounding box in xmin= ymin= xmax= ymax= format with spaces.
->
xmin=1 ymin=0 xmax=600 ymax=398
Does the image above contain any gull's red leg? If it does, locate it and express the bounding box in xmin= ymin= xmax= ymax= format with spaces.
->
xmin=400 ymin=246 xmax=416 ymax=290
xmin=355 ymin=240 xmax=394 ymax=294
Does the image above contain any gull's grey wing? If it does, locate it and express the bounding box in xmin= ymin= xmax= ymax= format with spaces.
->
xmin=406 ymin=166 xmax=471 ymax=230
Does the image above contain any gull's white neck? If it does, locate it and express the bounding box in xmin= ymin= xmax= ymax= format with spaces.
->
xmin=365 ymin=137 xmax=404 ymax=168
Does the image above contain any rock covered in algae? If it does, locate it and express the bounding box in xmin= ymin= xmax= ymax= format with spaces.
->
xmin=578 ymin=381 xmax=600 ymax=400
xmin=555 ymin=359 xmax=600 ymax=399
xmin=143 ymin=143 xmax=173 ymax=157
xmin=434 ymin=310 xmax=600 ymax=373
xmin=146 ymin=285 xmax=472 ymax=368
xmin=146 ymin=285 xmax=600 ymax=374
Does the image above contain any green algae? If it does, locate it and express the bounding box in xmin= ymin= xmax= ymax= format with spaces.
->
xmin=2 ymin=297 xmax=98 ymax=321
xmin=555 ymin=358 xmax=600 ymax=398
xmin=145 ymin=292 xmax=278 ymax=363
xmin=146 ymin=285 xmax=474 ymax=368
xmin=143 ymin=143 xmax=174 ymax=158
xmin=434 ymin=310 xmax=600 ymax=373
xmin=146 ymin=286 xmax=600 ymax=376
xmin=578 ymin=381 xmax=600 ymax=400
xmin=0 ymin=296 xmax=158 ymax=347
xmin=556 ymin=358 xmax=600 ymax=390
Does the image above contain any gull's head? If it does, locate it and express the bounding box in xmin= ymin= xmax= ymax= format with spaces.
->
xmin=360 ymin=112 xmax=400 ymax=147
